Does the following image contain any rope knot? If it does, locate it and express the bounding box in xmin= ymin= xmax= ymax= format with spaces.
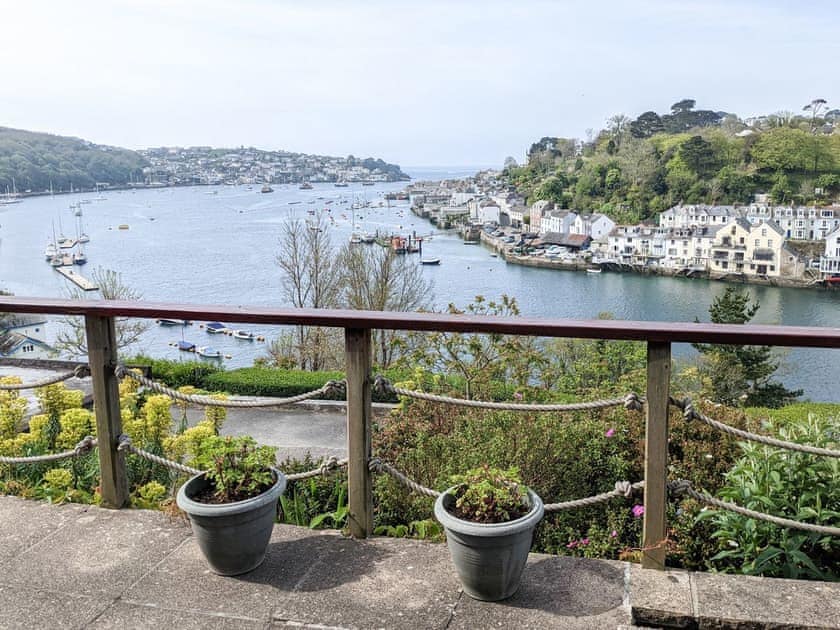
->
xmin=667 ymin=479 xmax=692 ymax=497
xmin=373 ymin=375 xmax=395 ymax=397
xmin=368 ymin=457 xmax=383 ymax=473
xmin=682 ymin=399 xmax=696 ymax=422
xmin=623 ymin=392 xmax=643 ymax=411
xmin=116 ymin=434 xmax=132 ymax=451
xmin=114 ymin=364 xmax=128 ymax=380
xmin=318 ymin=456 xmax=338 ymax=475
xmin=73 ymin=365 xmax=91 ymax=379
xmin=323 ymin=380 xmax=347 ymax=398
xmin=614 ymin=480 xmax=633 ymax=497
xmin=74 ymin=435 xmax=96 ymax=455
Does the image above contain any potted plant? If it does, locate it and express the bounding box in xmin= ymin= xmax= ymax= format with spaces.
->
xmin=434 ymin=465 xmax=544 ymax=601
xmin=176 ymin=435 xmax=286 ymax=576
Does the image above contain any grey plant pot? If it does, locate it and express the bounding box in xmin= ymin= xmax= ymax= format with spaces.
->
xmin=176 ymin=468 xmax=286 ymax=576
xmin=434 ymin=487 xmax=544 ymax=601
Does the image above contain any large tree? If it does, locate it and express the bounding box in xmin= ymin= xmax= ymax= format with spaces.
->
xmin=693 ymin=287 xmax=801 ymax=407
xmin=341 ymin=244 xmax=433 ymax=367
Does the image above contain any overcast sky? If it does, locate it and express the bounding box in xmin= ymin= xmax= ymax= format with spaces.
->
xmin=1 ymin=1 xmax=837 ymax=167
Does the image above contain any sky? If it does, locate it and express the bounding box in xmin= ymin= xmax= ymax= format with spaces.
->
xmin=1 ymin=0 xmax=838 ymax=167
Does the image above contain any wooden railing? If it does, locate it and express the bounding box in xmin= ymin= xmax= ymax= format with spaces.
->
xmin=3 ymin=295 xmax=840 ymax=570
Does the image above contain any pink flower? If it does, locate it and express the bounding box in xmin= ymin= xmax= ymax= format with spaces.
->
xmin=513 ymin=392 xmax=523 ymax=400
xmin=566 ymin=540 xmax=577 ymax=549
xmin=610 ymin=530 xmax=618 ymax=538
xmin=581 ymin=538 xmax=590 ymax=545
xmin=632 ymin=505 xmax=645 ymax=518
xmin=605 ymin=428 xmax=615 ymax=438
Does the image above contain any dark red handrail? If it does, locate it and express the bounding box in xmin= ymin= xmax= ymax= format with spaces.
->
xmin=2 ymin=295 xmax=840 ymax=348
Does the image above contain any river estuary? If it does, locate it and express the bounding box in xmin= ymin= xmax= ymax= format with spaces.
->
xmin=1 ymin=173 xmax=839 ymax=401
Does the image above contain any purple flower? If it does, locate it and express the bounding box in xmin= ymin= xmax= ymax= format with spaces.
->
xmin=605 ymin=428 xmax=615 ymax=438
xmin=566 ymin=540 xmax=577 ymax=549
xmin=632 ymin=504 xmax=645 ymax=518
xmin=513 ymin=391 xmax=523 ymax=400
xmin=610 ymin=530 xmax=618 ymax=538
xmin=581 ymin=538 xmax=590 ymax=545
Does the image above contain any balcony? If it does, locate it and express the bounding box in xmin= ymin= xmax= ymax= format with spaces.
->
xmin=1 ymin=296 xmax=839 ymax=628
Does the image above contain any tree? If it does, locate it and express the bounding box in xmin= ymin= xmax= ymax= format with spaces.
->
xmin=630 ymin=111 xmax=665 ymax=138
xmin=606 ymin=114 xmax=631 ymax=148
xmin=693 ymin=287 xmax=801 ymax=407
xmin=803 ymin=98 xmax=828 ymax=134
xmin=341 ymin=244 xmax=433 ymax=368
xmin=679 ymin=135 xmax=718 ymax=177
xmin=54 ymin=267 xmax=150 ymax=357
xmin=503 ymin=156 xmax=519 ymax=170
xmin=274 ymin=214 xmax=343 ymax=370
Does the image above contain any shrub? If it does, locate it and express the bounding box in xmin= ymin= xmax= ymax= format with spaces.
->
xmin=191 ymin=436 xmax=277 ymax=503
xmin=700 ymin=414 xmax=839 ymax=580
xmin=448 ymin=465 xmax=528 ymax=523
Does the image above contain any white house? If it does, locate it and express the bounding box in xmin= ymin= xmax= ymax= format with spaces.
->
xmin=820 ymin=225 xmax=840 ymax=276
xmin=572 ymin=213 xmax=615 ymax=240
xmin=745 ymin=220 xmax=786 ymax=277
xmin=540 ymin=210 xmax=576 ymax=235
xmin=0 ymin=316 xmax=53 ymax=360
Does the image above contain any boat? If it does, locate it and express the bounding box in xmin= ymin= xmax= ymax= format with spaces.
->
xmin=299 ymin=181 xmax=313 ymax=190
xmin=362 ymin=182 xmax=374 ymax=186
xmin=44 ymin=242 xmax=58 ymax=260
xmin=261 ymin=184 xmax=274 ymax=193
xmin=205 ymin=322 xmax=228 ymax=334
xmin=49 ymin=254 xmax=62 ymax=268
xmin=157 ymin=318 xmax=188 ymax=326
xmin=0 ymin=179 xmax=22 ymax=205
xmin=118 ymin=224 xmax=129 ymax=230
xmin=232 ymin=330 xmax=255 ymax=340
xmin=362 ymin=232 xmax=376 ymax=244
xmin=177 ymin=340 xmax=196 ymax=352
xmin=420 ymin=257 xmax=441 ymax=265
xmin=73 ymin=246 xmax=87 ymax=265
xmin=463 ymin=240 xmax=479 ymax=245
xmin=196 ymin=346 xmax=222 ymax=359
xmin=334 ymin=181 xmax=349 ymax=188
xmin=586 ymin=268 xmax=602 ymax=274
xmin=349 ymin=232 xmax=363 ymax=244
xmin=58 ymin=236 xmax=76 ymax=249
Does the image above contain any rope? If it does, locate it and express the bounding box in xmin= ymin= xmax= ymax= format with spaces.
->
xmin=115 ymin=365 xmax=346 ymax=407
xmin=117 ymin=435 xmax=203 ymax=475
xmin=668 ymin=479 xmax=840 ymax=537
xmin=543 ymin=480 xmax=645 ymax=512
xmin=286 ymin=456 xmax=348 ymax=481
xmin=0 ymin=436 xmax=97 ymax=464
xmin=0 ymin=365 xmax=91 ymax=390
xmin=670 ymin=397 xmax=840 ymax=459
xmin=373 ymin=375 xmax=643 ymax=412
xmin=368 ymin=458 xmax=441 ymax=497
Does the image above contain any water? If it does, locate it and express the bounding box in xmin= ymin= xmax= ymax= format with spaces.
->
xmin=1 ymin=181 xmax=839 ymax=400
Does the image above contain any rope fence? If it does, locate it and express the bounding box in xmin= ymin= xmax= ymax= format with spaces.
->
xmin=0 ymin=436 xmax=97 ymax=464
xmin=0 ymin=365 xmax=91 ymax=390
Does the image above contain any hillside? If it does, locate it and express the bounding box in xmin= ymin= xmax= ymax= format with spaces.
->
xmin=0 ymin=127 xmax=149 ymax=193
xmin=505 ymin=99 xmax=840 ymax=224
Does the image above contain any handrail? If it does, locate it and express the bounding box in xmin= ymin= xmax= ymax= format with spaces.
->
xmin=3 ymin=296 xmax=840 ymax=348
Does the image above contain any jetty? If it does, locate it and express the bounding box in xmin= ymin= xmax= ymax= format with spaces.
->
xmin=54 ymin=267 xmax=98 ymax=291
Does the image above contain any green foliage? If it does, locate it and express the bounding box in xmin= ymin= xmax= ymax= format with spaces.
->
xmin=0 ymin=126 xmax=149 ymax=192
xmin=203 ymin=367 xmax=344 ymax=397
xmin=694 ymin=287 xmax=801 ymax=407
xmin=700 ymin=414 xmax=839 ymax=579
xmin=132 ymin=481 xmax=168 ymax=509
xmin=277 ymin=455 xmax=348 ymax=529
xmin=126 ymin=355 xmax=222 ymax=388
xmin=448 ymin=465 xmax=529 ymax=524
xmin=192 ymin=436 xmax=277 ymax=503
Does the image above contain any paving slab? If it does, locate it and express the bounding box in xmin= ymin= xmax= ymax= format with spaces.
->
xmin=89 ymin=601 xmax=264 ymax=629
xmin=448 ymin=554 xmax=630 ymax=629
xmin=693 ymin=571 xmax=840 ymax=630
xmin=127 ymin=524 xmax=337 ymax=624
xmin=0 ymin=505 xmax=191 ymax=598
xmin=270 ymin=534 xmax=461 ymax=630
xmin=629 ymin=564 xmax=695 ymax=628
xmin=0 ymin=583 xmax=111 ymax=629
xmin=0 ymin=496 xmax=83 ymax=564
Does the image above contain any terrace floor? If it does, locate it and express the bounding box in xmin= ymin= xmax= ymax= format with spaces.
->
xmin=0 ymin=496 xmax=836 ymax=629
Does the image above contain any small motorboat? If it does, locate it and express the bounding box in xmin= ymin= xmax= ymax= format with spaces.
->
xmin=177 ymin=340 xmax=196 ymax=352
xmin=205 ymin=322 xmax=228 ymax=334
xmin=232 ymin=330 xmax=255 ymax=340
xmin=586 ymin=268 xmax=602 ymax=274
xmin=157 ymin=318 xmax=188 ymax=326
xmin=420 ymin=257 xmax=441 ymax=265
xmin=196 ymin=346 xmax=222 ymax=358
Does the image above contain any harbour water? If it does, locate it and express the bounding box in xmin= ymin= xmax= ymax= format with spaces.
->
xmin=1 ymin=175 xmax=839 ymax=401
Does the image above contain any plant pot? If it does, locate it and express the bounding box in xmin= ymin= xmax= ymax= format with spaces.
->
xmin=176 ymin=468 xmax=286 ymax=576
xmin=434 ymin=486 xmax=544 ymax=601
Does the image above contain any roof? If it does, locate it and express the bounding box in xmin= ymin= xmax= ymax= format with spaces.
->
xmin=2 ymin=314 xmax=47 ymax=331
xmin=0 ymin=331 xmax=52 ymax=357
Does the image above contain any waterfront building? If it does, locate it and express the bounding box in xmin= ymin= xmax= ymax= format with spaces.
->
xmin=658 ymin=204 xmax=739 ymax=230
xmin=744 ymin=203 xmax=840 ymax=241
xmin=571 ymin=213 xmax=615 ymax=240
xmin=0 ymin=315 xmax=53 ymax=359
xmin=709 ymin=219 xmax=752 ymax=274
xmin=540 ymin=209 xmax=576 ymax=235
xmin=819 ymin=225 xmax=840 ymax=276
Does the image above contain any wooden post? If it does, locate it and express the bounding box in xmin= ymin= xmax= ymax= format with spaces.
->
xmin=85 ymin=315 xmax=129 ymax=508
xmin=642 ymin=341 xmax=671 ymax=569
xmin=345 ymin=327 xmax=373 ymax=538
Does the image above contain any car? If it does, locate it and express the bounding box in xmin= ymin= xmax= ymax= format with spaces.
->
xmin=810 ymin=259 xmax=821 ymax=269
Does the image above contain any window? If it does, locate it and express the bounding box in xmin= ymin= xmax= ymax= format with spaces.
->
xmin=761 ymin=228 xmax=767 ymax=236
xmin=770 ymin=265 xmax=775 ymax=271
xmin=755 ymin=239 xmax=760 ymax=247
xmin=767 ymin=240 xmax=772 ymax=247
xmin=739 ymin=237 xmax=744 ymax=244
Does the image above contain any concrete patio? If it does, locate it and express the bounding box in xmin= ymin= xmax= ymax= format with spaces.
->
xmin=0 ymin=496 xmax=837 ymax=629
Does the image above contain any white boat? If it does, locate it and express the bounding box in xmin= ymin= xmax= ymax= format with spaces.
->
xmin=232 ymin=330 xmax=255 ymax=340
xmin=157 ymin=318 xmax=188 ymax=326
xmin=261 ymin=184 xmax=274 ymax=193
xmin=349 ymin=232 xmax=363 ymax=244
xmin=362 ymin=232 xmax=376 ymax=244
xmin=586 ymin=268 xmax=602 ymax=274
xmin=420 ymin=257 xmax=441 ymax=265
xmin=196 ymin=346 xmax=222 ymax=359
xmin=205 ymin=322 xmax=228 ymax=334
xmin=45 ymin=242 xmax=58 ymax=260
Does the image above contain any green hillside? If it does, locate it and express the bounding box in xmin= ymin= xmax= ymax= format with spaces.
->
xmin=0 ymin=127 xmax=149 ymax=193
xmin=506 ymin=99 xmax=840 ymax=224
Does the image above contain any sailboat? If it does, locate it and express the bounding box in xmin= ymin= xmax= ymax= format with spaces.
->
xmin=0 ymin=178 xmax=22 ymax=205
xmin=76 ymin=207 xmax=90 ymax=243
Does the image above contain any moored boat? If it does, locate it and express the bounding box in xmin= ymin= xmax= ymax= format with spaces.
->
xmin=196 ymin=346 xmax=222 ymax=358
xmin=157 ymin=318 xmax=188 ymax=326
xmin=232 ymin=329 xmax=255 ymax=340
xmin=420 ymin=257 xmax=441 ymax=265
xmin=586 ymin=268 xmax=602 ymax=274
xmin=205 ymin=322 xmax=228 ymax=334
xmin=261 ymin=184 xmax=274 ymax=193
xmin=177 ymin=340 xmax=196 ymax=352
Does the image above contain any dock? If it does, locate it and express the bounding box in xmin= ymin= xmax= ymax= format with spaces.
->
xmin=54 ymin=266 xmax=98 ymax=291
